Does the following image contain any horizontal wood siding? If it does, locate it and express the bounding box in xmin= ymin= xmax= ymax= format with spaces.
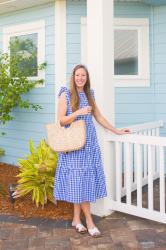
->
xmin=0 ymin=2 xmax=55 ymax=165
xmin=66 ymin=1 xmax=158 ymax=132
xmin=66 ymin=0 xmax=86 ymax=84
xmin=1 ymin=0 xmax=166 ymax=165
xmin=114 ymin=2 xmax=155 ymax=128
xmin=153 ymin=5 xmax=166 ymax=136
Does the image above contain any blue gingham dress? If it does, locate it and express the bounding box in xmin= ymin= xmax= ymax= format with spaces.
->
xmin=54 ymin=87 xmax=107 ymax=203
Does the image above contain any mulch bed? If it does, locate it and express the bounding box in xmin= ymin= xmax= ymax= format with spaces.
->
xmin=0 ymin=163 xmax=73 ymax=220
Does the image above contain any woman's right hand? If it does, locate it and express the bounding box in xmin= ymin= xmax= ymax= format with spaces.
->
xmin=76 ymin=106 xmax=92 ymax=116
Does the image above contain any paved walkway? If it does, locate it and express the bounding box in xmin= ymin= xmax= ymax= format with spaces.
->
xmin=0 ymin=211 xmax=166 ymax=250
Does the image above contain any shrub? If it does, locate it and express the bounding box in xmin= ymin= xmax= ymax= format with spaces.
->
xmin=0 ymin=148 xmax=5 ymax=157
xmin=14 ymin=139 xmax=58 ymax=207
xmin=0 ymin=51 xmax=45 ymax=126
xmin=0 ymin=42 xmax=46 ymax=153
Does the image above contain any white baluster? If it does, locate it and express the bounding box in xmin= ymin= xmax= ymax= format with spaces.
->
xmin=159 ymin=146 xmax=165 ymax=213
xmin=156 ymin=128 xmax=160 ymax=174
xmin=148 ymin=145 xmax=153 ymax=211
xmin=123 ymin=143 xmax=126 ymax=189
xmin=136 ymin=144 xmax=142 ymax=208
xmin=115 ymin=142 xmax=122 ymax=202
xmin=143 ymin=130 xmax=148 ymax=179
xmin=131 ymin=143 xmax=134 ymax=184
xmin=152 ymin=129 xmax=156 ymax=175
xmin=152 ymin=128 xmax=156 ymax=136
xmin=156 ymin=127 xmax=160 ymax=136
xmin=148 ymin=130 xmax=151 ymax=136
xmin=125 ymin=143 xmax=132 ymax=205
xmin=134 ymin=143 xmax=137 ymax=184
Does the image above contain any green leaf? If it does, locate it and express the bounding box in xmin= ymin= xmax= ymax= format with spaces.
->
xmin=0 ymin=46 xmax=45 ymax=135
xmin=15 ymin=139 xmax=58 ymax=207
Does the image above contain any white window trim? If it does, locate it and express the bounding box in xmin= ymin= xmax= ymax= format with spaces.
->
xmin=114 ymin=18 xmax=150 ymax=87
xmin=3 ymin=20 xmax=45 ymax=87
xmin=81 ymin=17 xmax=150 ymax=87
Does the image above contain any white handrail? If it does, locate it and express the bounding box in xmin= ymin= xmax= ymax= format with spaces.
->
xmin=106 ymin=133 xmax=166 ymax=147
xmin=125 ymin=120 xmax=163 ymax=133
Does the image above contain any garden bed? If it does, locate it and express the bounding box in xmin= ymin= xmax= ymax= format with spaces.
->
xmin=0 ymin=163 xmax=73 ymax=220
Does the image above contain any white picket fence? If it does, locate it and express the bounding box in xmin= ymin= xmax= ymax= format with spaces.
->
xmin=106 ymin=120 xmax=166 ymax=223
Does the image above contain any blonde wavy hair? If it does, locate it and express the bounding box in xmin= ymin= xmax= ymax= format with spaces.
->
xmin=70 ymin=64 xmax=96 ymax=113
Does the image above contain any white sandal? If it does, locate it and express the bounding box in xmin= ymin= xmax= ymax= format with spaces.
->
xmin=88 ymin=227 xmax=101 ymax=238
xmin=72 ymin=222 xmax=87 ymax=234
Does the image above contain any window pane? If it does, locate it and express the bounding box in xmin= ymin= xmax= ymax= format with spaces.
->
xmin=10 ymin=33 xmax=38 ymax=77
xmin=114 ymin=29 xmax=138 ymax=75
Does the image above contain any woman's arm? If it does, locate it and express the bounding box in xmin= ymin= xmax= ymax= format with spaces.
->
xmin=93 ymin=103 xmax=130 ymax=135
xmin=58 ymin=93 xmax=92 ymax=126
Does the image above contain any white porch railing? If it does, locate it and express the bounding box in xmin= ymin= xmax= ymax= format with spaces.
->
xmin=121 ymin=120 xmax=163 ymax=196
xmin=127 ymin=120 xmax=163 ymax=136
xmin=106 ymin=120 xmax=166 ymax=223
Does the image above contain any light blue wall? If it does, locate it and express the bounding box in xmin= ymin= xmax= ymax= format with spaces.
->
xmin=66 ymin=1 xmax=158 ymax=129
xmin=153 ymin=5 xmax=166 ymax=136
xmin=66 ymin=0 xmax=86 ymax=84
xmin=115 ymin=2 xmax=166 ymax=137
xmin=114 ymin=2 xmax=156 ymax=128
xmin=1 ymin=0 xmax=166 ymax=165
xmin=0 ymin=2 xmax=55 ymax=165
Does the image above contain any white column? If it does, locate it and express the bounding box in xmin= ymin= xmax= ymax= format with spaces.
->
xmin=55 ymin=0 xmax=67 ymax=120
xmin=87 ymin=0 xmax=115 ymax=216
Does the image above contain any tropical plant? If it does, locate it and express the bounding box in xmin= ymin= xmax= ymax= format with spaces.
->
xmin=14 ymin=139 xmax=58 ymax=207
xmin=0 ymin=148 xmax=5 ymax=157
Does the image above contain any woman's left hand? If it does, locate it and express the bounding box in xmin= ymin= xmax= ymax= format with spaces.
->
xmin=115 ymin=128 xmax=131 ymax=135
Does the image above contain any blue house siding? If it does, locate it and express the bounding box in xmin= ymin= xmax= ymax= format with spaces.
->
xmin=1 ymin=0 xmax=166 ymax=165
xmin=0 ymin=2 xmax=55 ymax=165
xmin=66 ymin=1 xmax=158 ymax=127
xmin=153 ymin=5 xmax=166 ymax=136
xmin=66 ymin=1 xmax=157 ymax=128
xmin=66 ymin=0 xmax=86 ymax=84
xmin=114 ymin=2 xmax=156 ymax=128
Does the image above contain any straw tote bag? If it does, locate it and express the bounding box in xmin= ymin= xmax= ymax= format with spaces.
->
xmin=46 ymin=120 xmax=86 ymax=153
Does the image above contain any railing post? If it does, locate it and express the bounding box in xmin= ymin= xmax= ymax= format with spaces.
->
xmin=91 ymin=128 xmax=116 ymax=216
xmin=87 ymin=0 xmax=114 ymax=216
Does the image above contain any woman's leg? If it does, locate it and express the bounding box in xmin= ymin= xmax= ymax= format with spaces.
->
xmin=72 ymin=203 xmax=82 ymax=224
xmin=81 ymin=202 xmax=101 ymax=236
xmin=80 ymin=202 xmax=95 ymax=229
xmin=72 ymin=203 xmax=87 ymax=233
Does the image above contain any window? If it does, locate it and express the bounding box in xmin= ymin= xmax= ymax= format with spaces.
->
xmin=3 ymin=20 xmax=45 ymax=85
xmin=114 ymin=29 xmax=138 ymax=76
xmin=81 ymin=17 xmax=150 ymax=87
xmin=114 ymin=18 xmax=149 ymax=87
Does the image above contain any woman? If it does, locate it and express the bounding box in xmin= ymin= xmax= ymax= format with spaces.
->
xmin=54 ymin=64 xmax=130 ymax=238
